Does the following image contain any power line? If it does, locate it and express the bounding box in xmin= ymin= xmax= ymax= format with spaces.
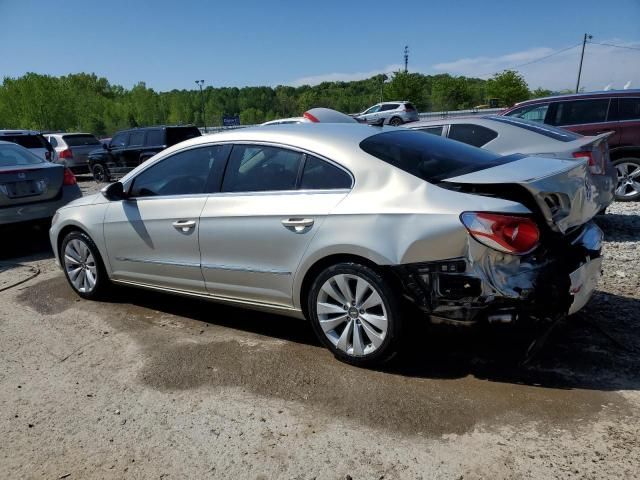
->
xmin=588 ymin=41 xmax=640 ymax=52
xmin=477 ymin=43 xmax=582 ymax=78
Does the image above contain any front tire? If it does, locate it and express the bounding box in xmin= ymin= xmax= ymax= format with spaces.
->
xmin=613 ymin=157 xmax=640 ymax=201
xmin=389 ymin=116 xmax=403 ymax=127
xmin=60 ymin=231 xmax=109 ymax=299
xmin=307 ymin=262 xmax=403 ymax=367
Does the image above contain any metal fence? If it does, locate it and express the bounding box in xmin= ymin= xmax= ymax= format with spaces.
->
xmin=200 ymin=108 xmax=505 ymax=134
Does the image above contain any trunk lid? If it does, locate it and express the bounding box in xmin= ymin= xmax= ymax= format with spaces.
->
xmin=442 ymin=156 xmax=600 ymax=234
xmin=0 ymin=162 xmax=64 ymax=208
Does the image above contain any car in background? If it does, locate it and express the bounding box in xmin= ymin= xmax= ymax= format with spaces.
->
xmin=51 ymin=124 xmax=602 ymax=367
xmin=88 ymin=125 xmax=201 ymax=182
xmin=261 ymin=108 xmax=358 ymax=126
xmin=408 ymin=115 xmax=616 ymax=210
xmin=353 ymin=101 xmax=419 ymax=126
xmin=0 ymin=130 xmax=54 ymax=161
xmin=0 ymin=141 xmax=81 ymax=226
xmin=501 ymin=90 xmax=640 ymax=201
xmin=45 ymin=133 xmax=102 ymax=175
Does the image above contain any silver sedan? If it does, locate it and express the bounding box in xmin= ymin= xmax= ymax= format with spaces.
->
xmin=49 ymin=124 xmax=603 ymax=367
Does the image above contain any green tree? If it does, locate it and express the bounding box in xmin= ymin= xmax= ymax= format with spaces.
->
xmin=485 ymin=70 xmax=530 ymax=106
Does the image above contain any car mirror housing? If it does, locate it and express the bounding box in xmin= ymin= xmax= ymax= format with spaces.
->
xmin=102 ymin=181 xmax=127 ymax=201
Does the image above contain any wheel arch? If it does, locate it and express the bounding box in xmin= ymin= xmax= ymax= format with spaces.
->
xmin=610 ymin=146 xmax=640 ymax=161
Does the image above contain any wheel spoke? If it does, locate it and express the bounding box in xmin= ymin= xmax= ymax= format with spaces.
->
xmin=336 ymin=319 xmax=353 ymax=353
xmin=64 ymin=254 xmax=81 ymax=265
xmin=85 ymin=269 xmax=96 ymax=288
xmin=629 ymin=167 xmax=640 ymax=179
xmin=631 ymin=180 xmax=640 ymax=195
xmin=319 ymin=314 xmax=349 ymax=333
xmin=334 ymin=275 xmax=353 ymax=304
xmin=352 ymin=322 xmax=364 ymax=356
xmin=359 ymin=319 xmax=385 ymax=348
xmin=317 ymin=302 xmax=346 ymax=316
xmin=355 ymin=278 xmax=369 ymax=305
xmin=68 ymin=266 xmax=82 ymax=282
xmin=361 ymin=312 xmax=387 ymax=331
xmin=616 ymin=182 xmax=629 ymax=196
xmin=360 ymin=289 xmax=383 ymax=311
xmin=321 ymin=282 xmax=348 ymax=306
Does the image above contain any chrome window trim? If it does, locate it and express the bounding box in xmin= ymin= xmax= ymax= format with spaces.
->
xmin=206 ymin=188 xmax=350 ymax=199
xmin=115 ymin=257 xmax=201 ymax=268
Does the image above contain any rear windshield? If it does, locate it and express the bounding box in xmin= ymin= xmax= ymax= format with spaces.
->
xmin=359 ymin=129 xmax=517 ymax=183
xmin=63 ymin=134 xmax=101 ymax=146
xmin=0 ymin=134 xmax=48 ymax=149
xmin=166 ymin=127 xmax=201 ymax=146
xmin=487 ymin=115 xmax=582 ymax=142
xmin=0 ymin=143 xmax=44 ymax=166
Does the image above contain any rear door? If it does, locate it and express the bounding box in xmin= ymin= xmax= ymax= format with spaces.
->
xmin=103 ymin=144 xmax=230 ymax=292
xmin=199 ymin=145 xmax=352 ymax=307
xmin=614 ymin=97 xmax=640 ymax=146
xmin=549 ymin=98 xmax=622 ymax=144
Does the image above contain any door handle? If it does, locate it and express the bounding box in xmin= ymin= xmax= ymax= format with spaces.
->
xmin=281 ymin=218 xmax=314 ymax=232
xmin=172 ymin=220 xmax=196 ymax=232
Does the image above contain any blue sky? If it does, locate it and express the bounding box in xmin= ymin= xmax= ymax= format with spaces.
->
xmin=2 ymin=0 xmax=639 ymax=91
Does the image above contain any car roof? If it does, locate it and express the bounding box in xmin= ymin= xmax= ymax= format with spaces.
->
xmin=48 ymin=132 xmax=94 ymax=137
xmin=0 ymin=130 xmax=42 ymax=135
xmin=512 ymin=89 xmax=640 ymax=107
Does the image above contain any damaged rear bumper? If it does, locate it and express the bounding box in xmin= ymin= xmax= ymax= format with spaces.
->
xmin=393 ymin=221 xmax=603 ymax=326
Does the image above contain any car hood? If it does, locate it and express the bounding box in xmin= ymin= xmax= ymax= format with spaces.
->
xmin=442 ymin=156 xmax=600 ymax=234
xmin=59 ymin=192 xmax=104 ymax=209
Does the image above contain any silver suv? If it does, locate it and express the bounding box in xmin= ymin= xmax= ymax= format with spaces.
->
xmin=354 ymin=101 xmax=419 ymax=126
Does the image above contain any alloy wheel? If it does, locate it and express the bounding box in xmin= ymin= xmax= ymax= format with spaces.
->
xmin=615 ymin=161 xmax=640 ymax=199
xmin=63 ymin=239 xmax=98 ymax=293
xmin=316 ymin=273 xmax=388 ymax=357
xmin=93 ymin=164 xmax=106 ymax=183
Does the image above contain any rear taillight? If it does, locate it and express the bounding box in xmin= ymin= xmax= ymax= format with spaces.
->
xmin=573 ymin=150 xmax=603 ymax=175
xmin=460 ymin=212 xmax=540 ymax=255
xmin=303 ymin=111 xmax=320 ymax=123
xmin=59 ymin=148 xmax=73 ymax=159
xmin=63 ymin=168 xmax=77 ymax=185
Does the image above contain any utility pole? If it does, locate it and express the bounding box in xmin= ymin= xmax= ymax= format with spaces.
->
xmin=404 ymin=45 xmax=409 ymax=73
xmin=379 ymin=74 xmax=388 ymax=102
xmin=195 ymin=79 xmax=206 ymax=132
xmin=575 ymin=34 xmax=592 ymax=93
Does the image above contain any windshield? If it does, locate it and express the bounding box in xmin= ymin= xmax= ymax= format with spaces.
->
xmin=0 ymin=143 xmax=45 ymax=166
xmin=360 ymin=129 xmax=519 ymax=183
xmin=63 ymin=134 xmax=101 ymax=146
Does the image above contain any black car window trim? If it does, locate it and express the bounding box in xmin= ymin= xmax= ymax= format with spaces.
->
xmin=217 ymin=141 xmax=354 ymax=194
xmin=126 ymin=144 xmax=232 ymax=198
xmin=612 ymin=97 xmax=640 ymax=122
xmin=548 ymin=97 xmax=612 ymax=127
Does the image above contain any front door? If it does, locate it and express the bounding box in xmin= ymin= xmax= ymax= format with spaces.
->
xmin=103 ymin=144 xmax=229 ymax=292
xmin=199 ymin=145 xmax=352 ymax=307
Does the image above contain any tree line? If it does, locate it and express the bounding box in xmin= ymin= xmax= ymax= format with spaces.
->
xmin=0 ymin=70 xmax=553 ymax=136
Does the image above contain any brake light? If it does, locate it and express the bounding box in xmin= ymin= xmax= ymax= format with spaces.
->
xmin=303 ymin=111 xmax=320 ymax=123
xmin=63 ymin=168 xmax=77 ymax=185
xmin=573 ymin=150 xmax=603 ymax=175
xmin=460 ymin=212 xmax=540 ymax=255
xmin=59 ymin=148 xmax=73 ymax=159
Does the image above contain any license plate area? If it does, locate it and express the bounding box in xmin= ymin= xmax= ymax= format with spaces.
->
xmin=3 ymin=180 xmax=45 ymax=198
xmin=568 ymin=257 xmax=602 ymax=315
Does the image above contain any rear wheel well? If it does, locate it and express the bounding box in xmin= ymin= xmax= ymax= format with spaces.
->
xmin=610 ymin=147 xmax=640 ymax=161
xmin=299 ymin=254 xmax=393 ymax=319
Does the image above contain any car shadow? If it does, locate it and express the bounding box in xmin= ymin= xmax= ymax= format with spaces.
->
xmin=596 ymin=213 xmax=640 ymax=242
xmin=104 ymin=285 xmax=640 ymax=393
xmin=0 ymin=222 xmax=54 ymax=261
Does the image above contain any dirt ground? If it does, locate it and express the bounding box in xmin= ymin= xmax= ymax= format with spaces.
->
xmin=1 ymin=177 xmax=639 ymax=479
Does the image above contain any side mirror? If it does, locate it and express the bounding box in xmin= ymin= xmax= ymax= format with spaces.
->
xmin=101 ymin=181 xmax=127 ymax=201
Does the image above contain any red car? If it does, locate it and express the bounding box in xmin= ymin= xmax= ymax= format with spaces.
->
xmin=501 ymin=90 xmax=640 ymax=201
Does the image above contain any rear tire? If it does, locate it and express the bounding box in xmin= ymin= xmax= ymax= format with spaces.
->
xmin=389 ymin=117 xmax=403 ymax=127
xmin=92 ymin=163 xmax=110 ymax=183
xmin=612 ymin=157 xmax=640 ymax=201
xmin=307 ymin=262 xmax=404 ymax=367
xmin=60 ymin=231 xmax=110 ymax=300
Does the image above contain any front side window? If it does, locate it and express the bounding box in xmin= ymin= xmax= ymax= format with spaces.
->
xmin=300 ymin=155 xmax=352 ymax=190
xmin=617 ymin=98 xmax=640 ymax=121
xmin=364 ymin=105 xmax=381 ymax=114
xmin=129 ymin=131 xmax=145 ymax=147
xmin=552 ymin=99 xmax=609 ymax=125
xmin=222 ymin=145 xmax=303 ymax=193
xmin=448 ymin=124 xmax=498 ymax=147
xmin=130 ymin=145 xmax=228 ymax=197
xmin=505 ymin=103 xmax=549 ymax=123
xmin=110 ymin=132 xmax=128 ymax=148
xmin=360 ymin=130 xmax=515 ymax=183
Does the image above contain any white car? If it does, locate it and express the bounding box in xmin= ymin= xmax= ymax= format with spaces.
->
xmin=353 ymin=101 xmax=419 ymax=126
xmin=262 ymin=108 xmax=357 ymax=126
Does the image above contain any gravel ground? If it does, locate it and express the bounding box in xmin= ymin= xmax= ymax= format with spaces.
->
xmin=0 ymin=179 xmax=638 ymax=479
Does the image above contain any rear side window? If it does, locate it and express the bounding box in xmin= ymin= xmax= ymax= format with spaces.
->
xmin=166 ymin=127 xmax=201 ymax=146
xmin=404 ymin=103 xmax=416 ymax=111
xmin=62 ymin=134 xmax=100 ymax=146
xmin=0 ymin=134 xmax=47 ymax=149
xmin=129 ymin=131 xmax=145 ymax=147
xmin=505 ymin=103 xmax=549 ymax=123
xmin=552 ymin=99 xmax=609 ymax=125
xmin=360 ymin=130 xmax=516 ymax=183
xmin=145 ymin=129 xmax=163 ymax=146
xmin=0 ymin=143 xmax=44 ymax=166
xmin=417 ymin=126 xmax=444 ymax=136
xmin=300 ymin=155 xmax=352 ymax=190
xmin=222 ymin=145 xmax=303 ymax=192
xmin=617 ymin=98 xmax=640 ymax=121
xmin=448 ymin=124 xmax=498 ymax=147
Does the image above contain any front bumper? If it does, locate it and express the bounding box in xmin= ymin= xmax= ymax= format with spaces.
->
xmin=393 ymin=221 xmax=603 ymax=326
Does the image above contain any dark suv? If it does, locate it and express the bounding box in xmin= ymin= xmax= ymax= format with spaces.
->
xmin=502 ymin=90 xmax=640 ymax=201
xmin=89 ymin=125 xmax=201 ymax=182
